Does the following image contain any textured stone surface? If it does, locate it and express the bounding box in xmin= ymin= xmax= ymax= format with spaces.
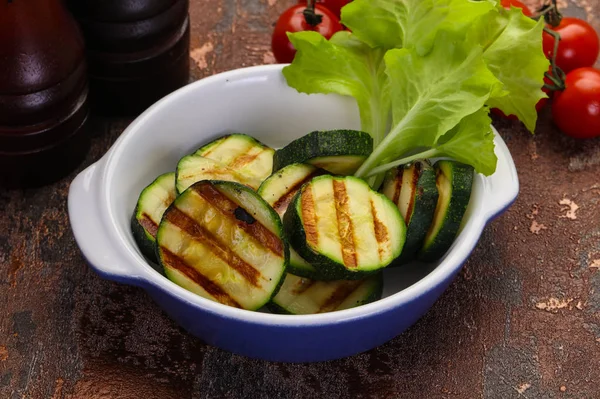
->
xmin=1 ymin=0 xmax=599 ymax=398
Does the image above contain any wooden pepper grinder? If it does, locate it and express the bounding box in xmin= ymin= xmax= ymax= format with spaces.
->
xmin=66 ymin=0 xmax=191 ymax=116
xmin=0 ymin=0 xmax=90 ymax=188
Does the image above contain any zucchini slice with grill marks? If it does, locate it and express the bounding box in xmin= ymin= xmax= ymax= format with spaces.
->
xmin=131 ymin=172 xmax=177 ymax=263
xmin=195 ymin=133 xmax=274 ymax=183
xmin=176 ymin=155 xmax=263 ymax=194
xmin=418 ymin=160 xmax=474 ymax=262
xmin=268 ymin=272 xmax=383 ymax=315
xmin=272 ymin=130 xmax=373 ymax=175
xmin=156 ymin=180 xmax=289 ymax=310
xmin=258 ymin=163 xmax=328 ymax=279
xmin=381 ymin=160 xmax=439 ymax=264
xmin=284 ymin=175 xmax=405 ymax=280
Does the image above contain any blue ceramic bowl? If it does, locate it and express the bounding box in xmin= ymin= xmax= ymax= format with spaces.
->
xmin=68 ymin=65 xmax=518 ymax=363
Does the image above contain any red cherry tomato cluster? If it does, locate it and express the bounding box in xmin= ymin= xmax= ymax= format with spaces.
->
xmin=496 ymin=1 xmax=600 ymax=139
xmin=543 ymin=17 xmax=600 ymax=75
xmin=271 ymin=0 xmax=346 ymax=64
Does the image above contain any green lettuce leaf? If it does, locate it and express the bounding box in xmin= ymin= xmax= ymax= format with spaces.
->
xmin=341 ymin=0 xmax=495 ymax=53
xmin=470 ymin=7 xmax=549 ymax=132
xmin=435 ymin=108 xmax=497 ymax=175
xmin=355 ymin=31 xmax=502 ymax=178
xmin=367 ymin=108 xmax=498 ymax=176
xmin=282 ymin=0 xmax=548 ymax=181
xmin=282 ymin=31 xmax=390 ymax=145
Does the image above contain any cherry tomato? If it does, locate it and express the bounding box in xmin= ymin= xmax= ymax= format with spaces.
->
xmin=272 ymin=4 xmax=343 ymax=64
xmin=543 ymin=17 xmax=600 ymax=74
xmin=552 ymin=67 xmax=600 ymax=139
xmin=298 ymin=0 xmax=351 ymax=19
xmin=500 ymin=0 xmax=533 ymax=17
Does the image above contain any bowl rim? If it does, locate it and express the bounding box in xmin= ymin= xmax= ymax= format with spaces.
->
xmin=78 ymin=64 xmax=518 ymax=326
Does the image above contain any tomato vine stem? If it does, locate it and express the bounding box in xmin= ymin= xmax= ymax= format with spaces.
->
xmin=303 ymin=0 xmax=323 ymax=27
xmin=533 ymin=1 xmax=566 ymax=92
xmin=542 ymin=28 xmax=565 ymax=91
xmin=536 ymin=0 xmax=562 ymax=26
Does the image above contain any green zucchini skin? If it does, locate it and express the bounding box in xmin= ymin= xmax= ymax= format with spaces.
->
xmin=283 ymin=175 xmax=405 ymax=280
xmin=131 ymin=172 xmax=177 ymax=265
xmin=381 ymin=160 xmax=439 ymax=265
xmin=131 ymin=212 xmax=158 ymax=263
xmin=267 ymin=272 xmax=383 ymax=315
xmin=265 ymin=300 xmax=294 ymax=315
xmin=287 ymin=252 xmax=320 ymax=280
xmin=272 ymin=130 xmax=373 ymax=175
xmin=156 ymin=180 xmax=289 ymax=310
xmin=257 ymin=162 xmax=328 ymax=280
xmin=357 ymin=274 xmax=384 ymax=306
xmin=283 ymin=196 xmax=341 ymax=279
xmin=418 ymin=160 xmax=474 ymax=262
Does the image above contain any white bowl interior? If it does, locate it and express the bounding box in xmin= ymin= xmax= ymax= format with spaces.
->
xmin=98 ymin=65 xmax=489 ymax=318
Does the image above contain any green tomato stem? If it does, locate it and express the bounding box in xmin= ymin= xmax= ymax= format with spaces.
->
xmin=546 ymin=0 xmax=562 ymax=26
xmin=543 ymin=27 xmax=566 ymax=91
xmin=303 ymin=0 xmax=323 ymax=27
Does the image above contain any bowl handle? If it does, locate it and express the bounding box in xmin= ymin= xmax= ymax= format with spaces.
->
xmin=68 ymin=161 xmax=148 ymax=285
xmin=482 ymin=135 xmax=520 ymax=221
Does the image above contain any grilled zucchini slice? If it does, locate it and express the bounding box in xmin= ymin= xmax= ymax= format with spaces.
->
xmin=195 ymin=133 xmax=274 ymax=183
xmin=268 ymin=272 xmax=383 ymax=315
xmin=381 ymin=160 xmax=439 ymax=264
xmin=284 ymin=175 xmax=405 ymax=280
xmin=131 ymin=172 xmax=177 ymax=263
xmin=176 ymin=134 xmax=274 ymax=194
xmin=258 ymin=163 xmax=328 ymax=279
xmin=176 ymin=155 xmax=263 ymax=194
xmin=418 ymin=160 xmax=474 ymax=262
xmin=272 ymin=130 xmax=373 ymax=175
xmin=156 ymin=180 xmax=289 ymax=310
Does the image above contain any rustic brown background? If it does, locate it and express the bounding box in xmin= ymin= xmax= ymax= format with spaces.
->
xmin=1 ymin=0 xmax=600 ymax=398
